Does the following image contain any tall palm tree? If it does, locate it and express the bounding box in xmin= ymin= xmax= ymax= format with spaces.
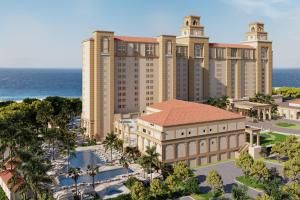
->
xmin=68 ymin=167 xmax=82 ymax=200
xmin=145 ymin=146 xmax=160 ymax=181
xmin=87 ymin=164 xmax=99 ymax=188
xmin=102 ymin=133 xmax=118 ymax=161
xmin=124 ymin=146 xmax=140 ymax=162
xmin=120 ymin=156 xmax=130 ymax=179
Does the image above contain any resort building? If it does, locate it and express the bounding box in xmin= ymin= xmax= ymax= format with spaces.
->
xmin=81 ymin=15 xmax=273 ymax=140
xmin=278 ymin=99 xmax=300 ymax=121
xmin=136 ymin=100 xmax=246 ymax=167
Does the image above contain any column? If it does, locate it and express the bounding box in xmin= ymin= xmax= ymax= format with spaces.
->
xmin=268 ymin=108 xmax=272 ymax=120
xmin=257 ymin=108 xmax=261 ymax=120
xmin=262 ymin=109 xmax=266 ymax=121
xmin=173 ymin=144 xmax=177 ymax=160
xmin=257 ymin=132 xmax=260 ymax=146
xmin=249 ymin=132 xmax=253 ymax=147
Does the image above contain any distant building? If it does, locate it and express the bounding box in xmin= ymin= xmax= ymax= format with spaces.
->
xmin=136 ymin=100 xmax=246 ymax=167
xmin=278 ymin=99 xmax=300 ymax=121
xmin=81 ymin=15 xmax=273 ymax=140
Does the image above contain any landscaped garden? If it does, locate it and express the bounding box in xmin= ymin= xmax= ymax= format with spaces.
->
xmin=246 ymin=131 xmax=287 ymax=146
xmin=276 ymin=121 xmax=300 ymax=130
xmin=0 ymin=187 xmax=8 ymax=200
xmin=235 ymin=135 xmax=300 ymax=200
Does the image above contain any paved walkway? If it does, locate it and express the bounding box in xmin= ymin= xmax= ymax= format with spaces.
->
xmin=246 ymin=119 xmax=300 ymax=135
xmin=193 ymin=160 xmax=283 ymax=199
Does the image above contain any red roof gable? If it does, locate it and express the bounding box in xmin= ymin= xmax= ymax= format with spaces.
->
xmin=209 ymin=43 xmax=254 ymax=49
xmin=139 ymin=100 xmax=244 ymax=127
xmin=114 ymin=36 xmax=157 ymax=43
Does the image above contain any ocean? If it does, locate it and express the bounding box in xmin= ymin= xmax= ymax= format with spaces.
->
xmin=0 ymin=68 xmax=299 ymax=101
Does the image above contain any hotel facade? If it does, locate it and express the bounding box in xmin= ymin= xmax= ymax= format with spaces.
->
xmin=81 ymin=15 xmax=273 ymax=140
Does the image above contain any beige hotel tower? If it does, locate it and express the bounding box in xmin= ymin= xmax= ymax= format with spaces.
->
xmin=81 ymin=15 xmax=272 ymax=140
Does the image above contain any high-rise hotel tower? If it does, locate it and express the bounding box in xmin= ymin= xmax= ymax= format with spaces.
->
xmin=81 ymin=15 xmax=272 ymax=140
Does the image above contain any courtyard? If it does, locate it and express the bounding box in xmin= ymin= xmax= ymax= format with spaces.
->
xmin=193 ymin=160 xmax=283 ymax=199
xmin=246 ymin=118 xmax=300 ymax=135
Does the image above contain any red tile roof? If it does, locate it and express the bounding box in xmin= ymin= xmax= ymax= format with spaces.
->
xmin=114 ymin=36 xmax=157 ymax=43
xmin=139 ymin=100 xmax=244 ymax=127
xmin=0 ymin=170 xmax=23 ymax=192
xmin=209 ymin=43 xmax=254 ymax=49
xmin=290 ymin=99 xmax=300 ymax=105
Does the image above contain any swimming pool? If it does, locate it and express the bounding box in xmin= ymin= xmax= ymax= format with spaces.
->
xmin=59 ymin=150 xmax=133 ymax=186
xmin=59 ymin=168 xmax=133 ymax=186
xmin=68 ymin=150 xmax=105 ymax=170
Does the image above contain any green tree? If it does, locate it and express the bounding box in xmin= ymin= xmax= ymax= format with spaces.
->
xmin=120 ymin=155 xmax=130 ymax=179
xmin=250 ymin=93 xmax=278 ymax=117
xmin=184 ymin=176 xmax=200 ymax=195
xmin=282 ymin=181 xmax=300 ymax=200
xmin=173 ymin=161 xmax=192 ymax=180
xmin=250 ymin=160 xmax=270 ymax=182
xmin=68 ymin=167 xmax=82 ymax=200
xmin=207 ymin=96 xmax=230 ymax=109
xmin=150 ymin=179 xmax=164 ymax=198
xmin=103 ymin=132 xmax=118 ymax=161
xmin=235 ymin=151 xmax=254 ymax=176
xmin=206 ymin=170 xmax=224 ymax=195
xmin=87 ymin=165 xmax=99 ymax=188
xmin=231 ymin=185 xmax=250 ymax=200
xmin=144 ymin=146 xmax=160 ymax=181
xmin=131 ymin=181 xmax=145 ymax=200
xmin=256 ymin=194 xmax=275 ymax=200
xmin=164 ymin=175 xmax=177 ymax=194
xmin=124 ymin=146 xmax=140 ymax=161
xmin=284 ymin=157 xmax=300 ymax=182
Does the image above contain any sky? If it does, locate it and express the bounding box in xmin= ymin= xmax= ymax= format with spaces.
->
xmin=0 ymin=0 xmax=299 ymax=69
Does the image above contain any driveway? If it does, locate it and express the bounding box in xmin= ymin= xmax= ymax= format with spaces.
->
xmin=246 ymin=119 xmax=300 ymax=135
xmin=193 ymin=160 xmax=283 ymax=199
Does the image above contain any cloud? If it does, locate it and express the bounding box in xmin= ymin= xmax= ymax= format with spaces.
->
xmin=222 ymin=0 xmax=300 ymax=21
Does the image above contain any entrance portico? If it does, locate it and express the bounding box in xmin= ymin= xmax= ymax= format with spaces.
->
xmin=233 ymin=101 xmax=272 ymax=121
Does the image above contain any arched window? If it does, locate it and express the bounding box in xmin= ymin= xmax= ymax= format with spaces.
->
xmin=193 ymin=20 xmax=197 ymax=26
xmin=251 ymin=27 xmax=255 ymax=32
xmin=102 ymin=37 xmax=109 ymax=53
xmin=186 ymin=20 xmax=189 ymax=26
xmin=165 ymin=41 xmax=172 ymax=55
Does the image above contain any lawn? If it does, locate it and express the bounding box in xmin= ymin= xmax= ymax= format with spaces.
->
xmin=191 ymin=192 xmax=214 ymax=200
xmin=0 ymin=187 xmax=7 ymax=200
xmin=246 ymin=132 xmax=287 ymax=146
xmin=276 ymin=122 xmax=300 ymax=130
xmin=236 ymin=176 xmax=265 ymax=190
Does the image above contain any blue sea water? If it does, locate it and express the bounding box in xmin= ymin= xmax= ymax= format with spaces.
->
xmin=0 ymin=68 xmax=81 ymax=101
xmin=0 ymin=68 xmax=299 ymax=101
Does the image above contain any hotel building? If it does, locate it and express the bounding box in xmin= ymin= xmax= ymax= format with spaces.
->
xmin=81 ymin=15 xmax=273 ymax=140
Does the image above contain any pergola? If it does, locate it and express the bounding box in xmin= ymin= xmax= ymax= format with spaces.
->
xmin=233 ymin=101 xmax=272 ymax=121
xmin=245 ymin=127 xmax=262 ymax=147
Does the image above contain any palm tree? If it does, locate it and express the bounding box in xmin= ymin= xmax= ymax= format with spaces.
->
xmin=145 ymin=146 xmax=160 ymax=181
xmin=102 ymin=133 xmax=118 ymax=161
xmin=120 ymin=156 xmax=130 ymax=179
xmin=87 ymin=164 xmax=99 ymax=188
xmin=138 ymin=155 xmax=150 ymax=179
xmin=124 ymin=146 xmax=140 ymax=161
xmin=68 ymin=167 xmax=82 ymax=199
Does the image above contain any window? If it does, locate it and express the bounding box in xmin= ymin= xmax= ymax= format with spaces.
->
xmin=181 ymin=132 xmax=184 ymax=136
xmin=231 ymin=48 xmax=237 ymax=58
xmin=165 ymin=41 xmax=172 ymax=55
xmin=143 ymin=129 xmax=146 ymax=133
xmin=145 ymin=44 xmax=154 ymax=56
xmin=216 ymin=48 xmax=225 ymax=59
xmin=102 ymin=37 xmax=109 ymax=53
xmin=261 ymin=47 xmax=268 ymax=59
xmin=117 ymin=43 xmax=127 ymax=54
xmin=194 ymin=44 xmax=203 ymax=58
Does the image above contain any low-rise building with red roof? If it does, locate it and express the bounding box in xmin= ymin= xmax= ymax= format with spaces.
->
xmin=136 ymin=100 xmax=246 ymax=167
